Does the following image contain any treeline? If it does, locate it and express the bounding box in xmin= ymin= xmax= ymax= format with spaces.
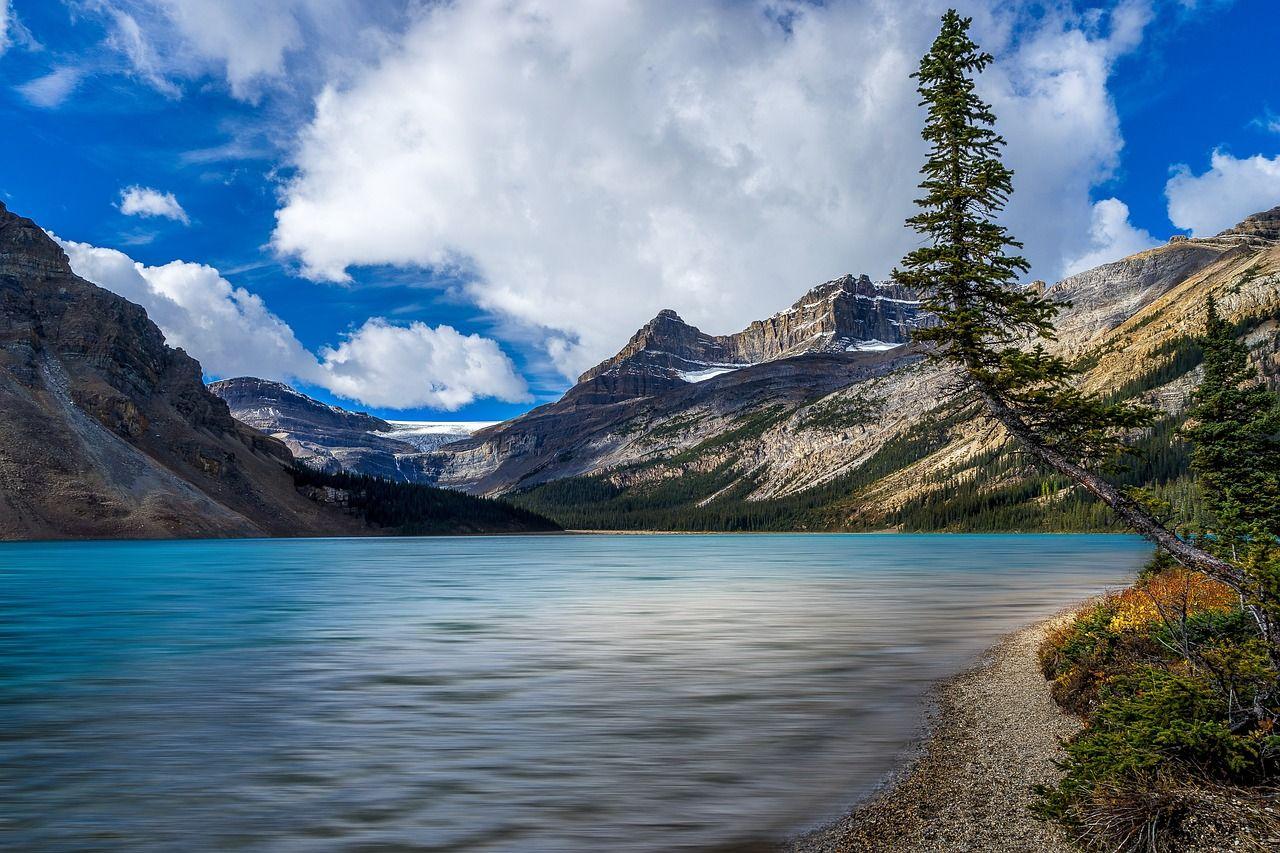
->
xmin=509 ymin=410 xmax=962 ymax=531
xmin=510 ymin=409 xmax=1206 ymax=534
xmin=290 ymin=466 xmax=559 ymax=534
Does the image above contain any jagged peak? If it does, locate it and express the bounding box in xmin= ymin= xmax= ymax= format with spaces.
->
xmin=0 ymin=201 xmax=74 ymax=279
xmin=1216 ymin=204 xmax=1280 ymax=242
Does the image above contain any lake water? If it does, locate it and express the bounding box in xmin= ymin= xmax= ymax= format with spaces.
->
xmin=0 ymin=534 xmax=1147 ymax=851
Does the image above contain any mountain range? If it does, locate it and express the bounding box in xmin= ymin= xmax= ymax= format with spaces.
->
xmin=4 ymin=196 xmax=1278 ymax=538
xmin=0 ymin=202 xmax=553 ymax=539
xmin=213 ymin=206 xmax=1280 ymax=533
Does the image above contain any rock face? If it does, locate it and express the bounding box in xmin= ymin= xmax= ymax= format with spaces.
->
xmin=1215 ymin=204 xmax=1280 ymax=244
xmin=212 ymin=376 xmax=393 ymax=435
xmin=209 ymin=376 xmax=489 ymax=482
xmin=184 ymin=204 xmax=1280 ymax=531
xmin=0 ymin=202 xmax=367 ymax=539
xmin=422 ymin=205 xmax=1280 ymax=525
xmin=209 ymin=377 xmax=414 ymax=481
xmin=573 ymin=274 xmax=924 ymax=404
xmin=1046 ymin=242 xmax=1230 ymax=356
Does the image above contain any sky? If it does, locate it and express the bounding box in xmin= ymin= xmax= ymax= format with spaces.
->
xmin=1 ymin=0 xmax=1278 ymax=422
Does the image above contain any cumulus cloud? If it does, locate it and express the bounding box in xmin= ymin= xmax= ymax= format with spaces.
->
xmin=119 ymin=186 xmax=190 ymax=223
xmin=54 ymin=235 xmax=528 ymax=411
xmin=1061 ymin=198 xmax=1162 ymax=276
xmin=56 ymin=235 xmax=316 ymax=381
xmin=317 ymin=320 xmax=531 ymax=410
xmin=272 ymin=0 xmax=1155 ymax=378
xmin=16 ymin=66 xmax=83 ymax=108
xmin=1165 ymin=150 xmax=1280 ymax=236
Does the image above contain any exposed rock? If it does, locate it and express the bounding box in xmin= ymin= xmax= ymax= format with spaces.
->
xmin=574 ymin=274 xmax=926 ymax=404
xmin=1046 ymin=241 xmax=1230 ymax=357
xmin=209 ymin=376 xmax=486 ymax=482
xmin=0 ymin=201 xmax=364 ymax=539
xmin=1215 ymin=204 xmax=1280 ymax=245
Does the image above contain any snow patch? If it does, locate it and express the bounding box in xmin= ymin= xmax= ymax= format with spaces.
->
xmin=678 ymin=366 xmax=741 ymax=383
xmin=384 ymin=420 xmax=496 ymax=433
xmin=375 ymin=420 xmax=496 ymax=452
xmin=845 ymin=339 xmax=902 ymax=352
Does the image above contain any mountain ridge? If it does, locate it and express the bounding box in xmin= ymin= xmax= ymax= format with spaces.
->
xmin=572 ymin=274 xmax=924 ymax=404
xmin=195 ymin=203 xmax=1280 ymax=532
xmin=0 ymin=202 xmax=555 ymax=539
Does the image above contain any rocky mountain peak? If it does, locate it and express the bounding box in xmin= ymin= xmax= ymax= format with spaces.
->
xmin=1216 ymin=204 xmax=1280 ymax=244
xmin=0 ymin=201 xmax=74 ymax=280
xmin=209 ymin=376 xmax=392 ymax=434
xmin=571 ymin=273 xmax=925 ymax=404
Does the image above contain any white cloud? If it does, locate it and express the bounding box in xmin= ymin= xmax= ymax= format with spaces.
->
xmin=272 ymin=0 xmax=1155 ymax=379
xmin=1166 ymin=150 xmax=1280 ymax=235
xmin=317 ymin=320 xmax=531 ymax=410
xmin=119 ymin=185 xmax=190 ymax=223
xmin=55 ymin=235 xmax=316 ymax=382
xmin=97 ymin=0 xmax=406 ymax=101
xmin=16 ymin=66 xmax=84 ymax=108
xmin=54 ymin=235 xmax=528 ymax=411
xmin=106 ymin=9 xmax=183 ymax=98
xmin=1061 ymin=198 xmax=1162 ymax=276
xmin=0 ymin=0 xmax=10 ymax=54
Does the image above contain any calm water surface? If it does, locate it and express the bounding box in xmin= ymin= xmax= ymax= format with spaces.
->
xmin=0 ymin=533 xmax=1147 ymax=851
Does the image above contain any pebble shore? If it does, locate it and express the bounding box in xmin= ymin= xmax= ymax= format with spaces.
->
xmin=787 ymin=613 xmax=1081 ymax=853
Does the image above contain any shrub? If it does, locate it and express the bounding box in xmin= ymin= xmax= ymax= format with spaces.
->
xmin=1107 ymin=568 xmax=1236 ymax=634
xmin=1036 ymin=557 xmax=1280 ymax=850
xmin=1037 ymin=666 xmax=1279 ymax=850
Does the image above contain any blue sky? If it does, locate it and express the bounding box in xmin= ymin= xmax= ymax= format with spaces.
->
xmin=2 ymin=0 xmax=1278 ymax=422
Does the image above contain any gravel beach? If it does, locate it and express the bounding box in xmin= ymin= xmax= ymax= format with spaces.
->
xmin=787 ymin=613 xmax=1081 ymax=853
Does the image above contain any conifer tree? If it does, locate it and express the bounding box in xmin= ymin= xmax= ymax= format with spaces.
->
xmin=895 ymin=10 xmax=1236 ymax=582
xmin=1184 ymin=295 xmax=1280 ymax=651
xmin=1185 ymin=295 xmax=1280 ymax=546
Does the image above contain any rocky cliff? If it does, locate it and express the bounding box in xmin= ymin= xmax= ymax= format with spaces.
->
xmin=0 ymin=203 xmax=363 ymax=538
xmin=0 ymin=203 xmax=546 ymax=539
xmin=208 ymin=377 xmax=488 ymax=482
xmin=572 ymin=274 xmax=924 ymax=404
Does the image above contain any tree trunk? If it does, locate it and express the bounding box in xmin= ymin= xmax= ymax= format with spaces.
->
xmin=973 ymin=384 xmax=1242 ymax=585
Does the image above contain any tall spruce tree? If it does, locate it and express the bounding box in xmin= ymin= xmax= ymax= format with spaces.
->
xmin=1185 ymin=295 xmax=1280 ymax=546
xmin=1184 ymin=295 xmax=1280 ymax=651
xmin=895 ymin=10 xmax=1236 ymax=582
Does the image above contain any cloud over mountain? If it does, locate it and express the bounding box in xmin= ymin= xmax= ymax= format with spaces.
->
xmin=1166 ymin=150 xmax=1280 ymax=236
xmin=271 ymin=0 xmax=1156 ymax=378
xmin=55 ymin=235 xmax=529 ymax=411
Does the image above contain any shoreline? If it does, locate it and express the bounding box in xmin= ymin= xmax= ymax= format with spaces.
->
xmin=787 ymin=608 xmax=1085 ymax=853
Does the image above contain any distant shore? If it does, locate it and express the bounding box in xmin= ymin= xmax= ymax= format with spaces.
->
xmin=566 ymin=529 xmax=900 ymax=535
xmin=787 ymin=609 xmax=1084 ymax=853
xmin=566 ymin=529 xmax=1120 ymax=536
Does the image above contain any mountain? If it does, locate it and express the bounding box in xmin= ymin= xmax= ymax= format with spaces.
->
xmin=203 ymin=205 xmax=1280 ymax=534
xmin=409 ymin=275 xmax=926 ymax=495
xmin=570 ymin=274 xmax=924 ymax=404
xmin=208 ymin=377 xmax=490 ymax=482
xmin=498 ymin=207 xmax=1280 ymax=530
xmin=0 ymin=203 xmax=554 ymax=539
xmin=216 ymin=275 xmax=928 ymax=495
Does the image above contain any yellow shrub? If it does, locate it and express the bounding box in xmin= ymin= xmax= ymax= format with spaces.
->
xmin=1107 ymin=569 xmax=1236 ymax=634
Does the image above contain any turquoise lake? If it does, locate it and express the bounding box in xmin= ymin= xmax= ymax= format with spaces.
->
xmin=0 ymin=533 xmax=1149 ymax=851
